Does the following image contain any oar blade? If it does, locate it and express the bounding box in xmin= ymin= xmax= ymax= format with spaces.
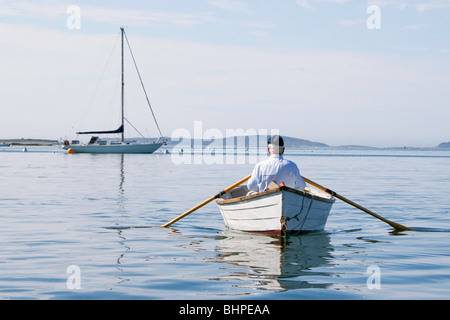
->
xmin=160 ymin=175 xmax=252 ymax=228
xmin=303 ymin=176 xmax=411 ymax=231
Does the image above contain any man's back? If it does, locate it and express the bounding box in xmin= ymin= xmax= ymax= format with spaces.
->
xmin=247 ymin=154 xmax=306 ymax=192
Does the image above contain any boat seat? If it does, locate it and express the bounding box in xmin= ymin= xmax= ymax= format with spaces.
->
xmin=245 ymin=181 xmax=280 ymax=196
xmin=222 ymin=185 xmax=249 ymax=199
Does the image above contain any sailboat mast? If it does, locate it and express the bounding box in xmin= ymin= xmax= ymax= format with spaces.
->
xmin=120 ymin=27 xmax=125 ymax=142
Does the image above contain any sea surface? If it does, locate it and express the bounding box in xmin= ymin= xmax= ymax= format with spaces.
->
xmin=1 ymin=145 xmax=450 ymax=300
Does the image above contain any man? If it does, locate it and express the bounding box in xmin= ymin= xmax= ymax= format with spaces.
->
xmin=247 ymin=135 xmax=306 ymax=193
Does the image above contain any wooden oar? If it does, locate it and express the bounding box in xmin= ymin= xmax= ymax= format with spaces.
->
xmin=160 ymin=174 xmax=252 ymax=228
xmin=303 ymin=176 xmax=411 ymax=231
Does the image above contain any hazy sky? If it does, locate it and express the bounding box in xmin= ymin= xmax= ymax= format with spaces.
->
xmin=1 ymin=0 xmax=449 ymax=147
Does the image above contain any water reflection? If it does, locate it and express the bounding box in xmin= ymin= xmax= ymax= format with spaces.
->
xmin=213 ymin=230 xmax=334 ymax=292
xmin=115 ymin=155 xmax=131 ymax=287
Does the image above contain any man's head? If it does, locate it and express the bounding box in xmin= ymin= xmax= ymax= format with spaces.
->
xmin=267 ymin=135 xmax=285 ymax=155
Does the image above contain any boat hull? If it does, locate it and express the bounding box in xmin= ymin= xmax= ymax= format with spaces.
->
xmin=62 ymin=142 xmax=163 ymax=154
xmin=216 ymin=186 xmax=335 ymax=235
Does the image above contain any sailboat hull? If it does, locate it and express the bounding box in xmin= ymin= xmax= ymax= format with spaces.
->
xmin=62 ymin=142 xmax=163 ymax=154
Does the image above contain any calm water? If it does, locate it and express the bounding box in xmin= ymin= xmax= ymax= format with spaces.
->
xmin=1 ymin=145 xmax=449 ymax=300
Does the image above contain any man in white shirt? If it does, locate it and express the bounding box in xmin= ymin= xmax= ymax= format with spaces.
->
xmin=247 ymin=135 xmax=306 ymax=193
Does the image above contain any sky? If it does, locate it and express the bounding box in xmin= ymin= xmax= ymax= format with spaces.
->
xmin=0 ymin=0 xmax=449 ymax=147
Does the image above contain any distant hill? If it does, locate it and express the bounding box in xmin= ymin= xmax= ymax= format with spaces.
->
xmin=0 ymin=138 xmax=58 ymax=146
xmin=281 ymin=136 xmax=328 ymax=147
xmin=334 ymin=144 xmax=377 ymax=149
xmin=163 ymin=135 xmax=328 ymax=147
xmin=437 ymin=142 xmax=450 ymax=148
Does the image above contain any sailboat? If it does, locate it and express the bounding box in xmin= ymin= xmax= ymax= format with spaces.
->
xmin=62 ymin=27 xmax=165 ymax=154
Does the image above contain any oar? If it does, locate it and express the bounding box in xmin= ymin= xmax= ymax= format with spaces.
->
xmin=160 ymin=174 xmax=252 ymax=228
xmin=303 ymin=176 xmax=411 ymax=231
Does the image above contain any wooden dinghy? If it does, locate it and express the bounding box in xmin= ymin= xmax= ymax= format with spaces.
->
xmin=216 ymin=184 xmax=335 ymax=236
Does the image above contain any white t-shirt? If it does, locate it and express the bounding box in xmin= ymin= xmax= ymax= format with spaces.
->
xmin=247 ymin=154 xmax=306 ymax=192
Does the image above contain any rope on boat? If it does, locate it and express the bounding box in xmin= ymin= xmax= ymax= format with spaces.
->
xmin=284 ymin=195 xmax=315 ymax=235
xmin=123 ymin=30 xmax=165 ymax=140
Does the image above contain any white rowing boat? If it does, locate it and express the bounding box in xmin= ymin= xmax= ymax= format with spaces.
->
xmin=216 ymin=184 xmax=335 ymax=236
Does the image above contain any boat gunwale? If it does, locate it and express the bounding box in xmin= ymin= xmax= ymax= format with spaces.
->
xmin=216 ymin=186 xmax=335 ymax=205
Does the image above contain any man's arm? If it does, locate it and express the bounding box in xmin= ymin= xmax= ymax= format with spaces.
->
xmin=295 ymin=167 xmax=307 ymax=190
xmin=247 ymin=166 xmax=260 ymax=192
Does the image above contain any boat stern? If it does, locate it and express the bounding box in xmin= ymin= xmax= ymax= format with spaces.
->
xmin=217 ymin=188 xmax=284 ymax=234
xmin=216 ymin=186 xmax=335 ymax=235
